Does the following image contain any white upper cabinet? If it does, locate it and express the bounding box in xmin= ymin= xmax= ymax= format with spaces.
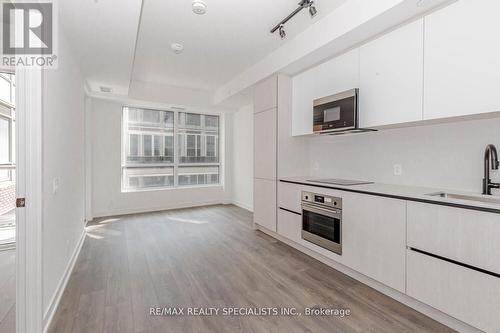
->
xmin=291 ymin=49 xmax=359 ymax=136
xmin=424 ymin=0 xmax=500 ymax=119
xmin=254 ymin=76 xmax=277 ymax=114
xmin=359 ymin=19 xmax=424 ymax=128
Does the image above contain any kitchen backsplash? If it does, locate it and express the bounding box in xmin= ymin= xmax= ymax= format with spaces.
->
xmin=305 ymin=116 xmax=500 ymax=193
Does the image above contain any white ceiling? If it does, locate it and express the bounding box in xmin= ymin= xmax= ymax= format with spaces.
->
xmin=59 ymin=0 xmax=143 ymax=95
xmin=132 ymin=0 xmax=347 ymax=91
xmin=60 ymin=0 xmax=346 ymax=96
xmin=60 ymin=0 xmax=453 ymax=108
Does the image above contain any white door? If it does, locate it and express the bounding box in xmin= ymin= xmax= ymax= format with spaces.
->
xmin=15 ymin=68 xmax=43 ymax=333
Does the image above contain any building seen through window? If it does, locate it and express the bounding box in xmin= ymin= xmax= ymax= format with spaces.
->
xmin=122 ymin=108 xmax=220 ymax=190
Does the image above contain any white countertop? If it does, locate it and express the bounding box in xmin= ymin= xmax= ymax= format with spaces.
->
xmin=280 ymin=176 xmax=500 ymax=213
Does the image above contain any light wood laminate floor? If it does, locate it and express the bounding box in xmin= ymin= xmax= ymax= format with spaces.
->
xmin=49 ymin=205 xmax=454 ymax=333
xmin=0 ymin=249 xmax=15 ymax=333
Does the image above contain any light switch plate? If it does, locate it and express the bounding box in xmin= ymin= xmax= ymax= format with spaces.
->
xmin=52 ymin=177 xmax=60 ymax=194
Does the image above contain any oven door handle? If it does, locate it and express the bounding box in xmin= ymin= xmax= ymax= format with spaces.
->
xmin=302 ymin=204 xmax=342 ymax=219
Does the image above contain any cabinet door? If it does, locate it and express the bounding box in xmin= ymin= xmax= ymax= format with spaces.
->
xmin=342 ymin=192 xmax=406 ymax=292
xmin=424 ymin=0 xmax=500 ymax=119
xmin=278 ymin=182 xmax=302 ymax=214
xmin=254 ymin=108 xmax=276 ymax=180
xmin=277 ymin=208 xmax=301 ymax=243
xmin=292 ymin=49 xmax=359 ymax=136
xmin=407 ymin=249 xmax=500 ymax=333
xmin=254 ymin=178 xmax=276 ymax=232
xmin=407 ymin=201 xmax=500 ymax=275
xmin=254 ymin=76 xmax=277 ymax=114
xmin=359 ymin=19 xmax=424 ymax=127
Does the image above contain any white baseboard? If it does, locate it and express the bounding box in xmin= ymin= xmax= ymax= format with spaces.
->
xmin=43 ymin=229 xmax=86 ymax=333
xmin=255 ymin=224 xmax=480 ymax=333
xmin=231 ymin=200 xmax=253 ymax=212
xmin=92 ymin=200 xmax=224 ymax=220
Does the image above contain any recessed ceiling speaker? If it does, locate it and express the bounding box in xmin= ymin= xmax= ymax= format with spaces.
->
xmin=171 ymin=43 xmax=184 ymax=54
xmin=192 ymin=0 xmax=207 ymax=15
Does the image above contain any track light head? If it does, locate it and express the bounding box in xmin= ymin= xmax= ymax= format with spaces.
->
xmin=279 ymin=24 xmax=286 ymax=39
xmin=309 ymin=3 xmax=317 ymax=17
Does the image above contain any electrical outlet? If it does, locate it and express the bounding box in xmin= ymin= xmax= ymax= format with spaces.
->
xmin=393 ymin=164 xmax=402 ymax=176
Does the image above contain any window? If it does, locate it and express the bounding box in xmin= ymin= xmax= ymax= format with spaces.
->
xmin=178 ymin=166 xmax=219 ymax=186
xmin=122 ymin=107 xmax=220 ymax=190
xmin=0 ymin=73 xmax=14 ymax=183
xmin=206 ymin=135 xmax=217 ymax=157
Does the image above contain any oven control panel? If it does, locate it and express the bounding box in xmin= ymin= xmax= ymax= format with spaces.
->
xmin=302 ymin=191 xmax=342 ymax=209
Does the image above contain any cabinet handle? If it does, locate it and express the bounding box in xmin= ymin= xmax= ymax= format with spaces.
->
xmin=410 ymin=247 xmax=500 ymax=279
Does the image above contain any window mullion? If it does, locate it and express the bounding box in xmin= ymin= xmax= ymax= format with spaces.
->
xmin=174 ymin=111 xmax=179 ymax=187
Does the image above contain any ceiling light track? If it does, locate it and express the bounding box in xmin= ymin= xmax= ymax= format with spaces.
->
xmin=270 ymin=0 xmax=318 ymax=39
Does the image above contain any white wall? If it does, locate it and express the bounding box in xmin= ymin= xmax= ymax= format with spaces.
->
xmin=90 ymin=98 xmax=232 ymax=217
xmin=306 ymin=118 xmax=500 ymax=193
xmin=42 ymin=33 xmax=86 ymax=315
xmin=231 ymin=104 xmax=254 ymax=211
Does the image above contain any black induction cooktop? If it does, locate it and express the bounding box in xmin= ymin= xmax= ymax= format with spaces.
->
xmin=306 ymin=178 xmax=374 ymax=186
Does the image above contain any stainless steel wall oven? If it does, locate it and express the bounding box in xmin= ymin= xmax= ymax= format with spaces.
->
xmin=301 ymin=191 xmax=342 ymax=255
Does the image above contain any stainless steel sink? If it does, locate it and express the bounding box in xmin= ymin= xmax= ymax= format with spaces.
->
xmin=427 ymin=192 xmax=500 ymax=205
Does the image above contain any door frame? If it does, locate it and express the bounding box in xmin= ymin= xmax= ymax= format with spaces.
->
xmin=15 ymin=68 xmax=43 ymax=333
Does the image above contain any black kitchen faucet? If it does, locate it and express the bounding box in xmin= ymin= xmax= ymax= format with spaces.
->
xmin=483 ymin=144 xmax=500 ymax=195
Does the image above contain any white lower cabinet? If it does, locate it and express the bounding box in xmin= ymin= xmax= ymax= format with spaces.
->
xmin=274 ymin=182 xmax=500 ymax=331
xmin=254 ymin=178 xmax=276 ymax=232
xmin=407 ymin=202 xmax=500 ymax=275
xmin=342 ymin=192 xmax=406 ymax=293
xmin=277 ymin=209 xmax=301 ymax=243
xmin=278 ymin=182 xmax=302 ymax=213
xmin=407 ymin=249 xmax=500 ymax=333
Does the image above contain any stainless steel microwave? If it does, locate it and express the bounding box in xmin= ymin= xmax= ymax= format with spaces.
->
xmin=313 ymin=88 xmax=359 ymax=134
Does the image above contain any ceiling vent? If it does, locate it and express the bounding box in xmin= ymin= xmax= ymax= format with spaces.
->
xmin=99 ymin=86 xmax=112 ymax=93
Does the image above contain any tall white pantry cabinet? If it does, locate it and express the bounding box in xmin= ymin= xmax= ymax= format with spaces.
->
xmin=253 ymin=74 xmax=304 ymax=231
xmin=253 ymin=76 xmax=278 ymax=231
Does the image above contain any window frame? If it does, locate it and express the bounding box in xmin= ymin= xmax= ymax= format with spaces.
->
xmin=0 ymin=73 xmax=15 ymax=184
xmin=121 ymin=107 xmax=222 ymax=192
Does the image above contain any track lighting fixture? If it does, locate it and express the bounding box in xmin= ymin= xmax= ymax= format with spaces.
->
xmin=270 ymin=0 xmax=318 ymax=39
xmin=309 ymin=1 xmax=317 ymax=17
xmin=279 ymin=24 xmax=286 ymax=39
